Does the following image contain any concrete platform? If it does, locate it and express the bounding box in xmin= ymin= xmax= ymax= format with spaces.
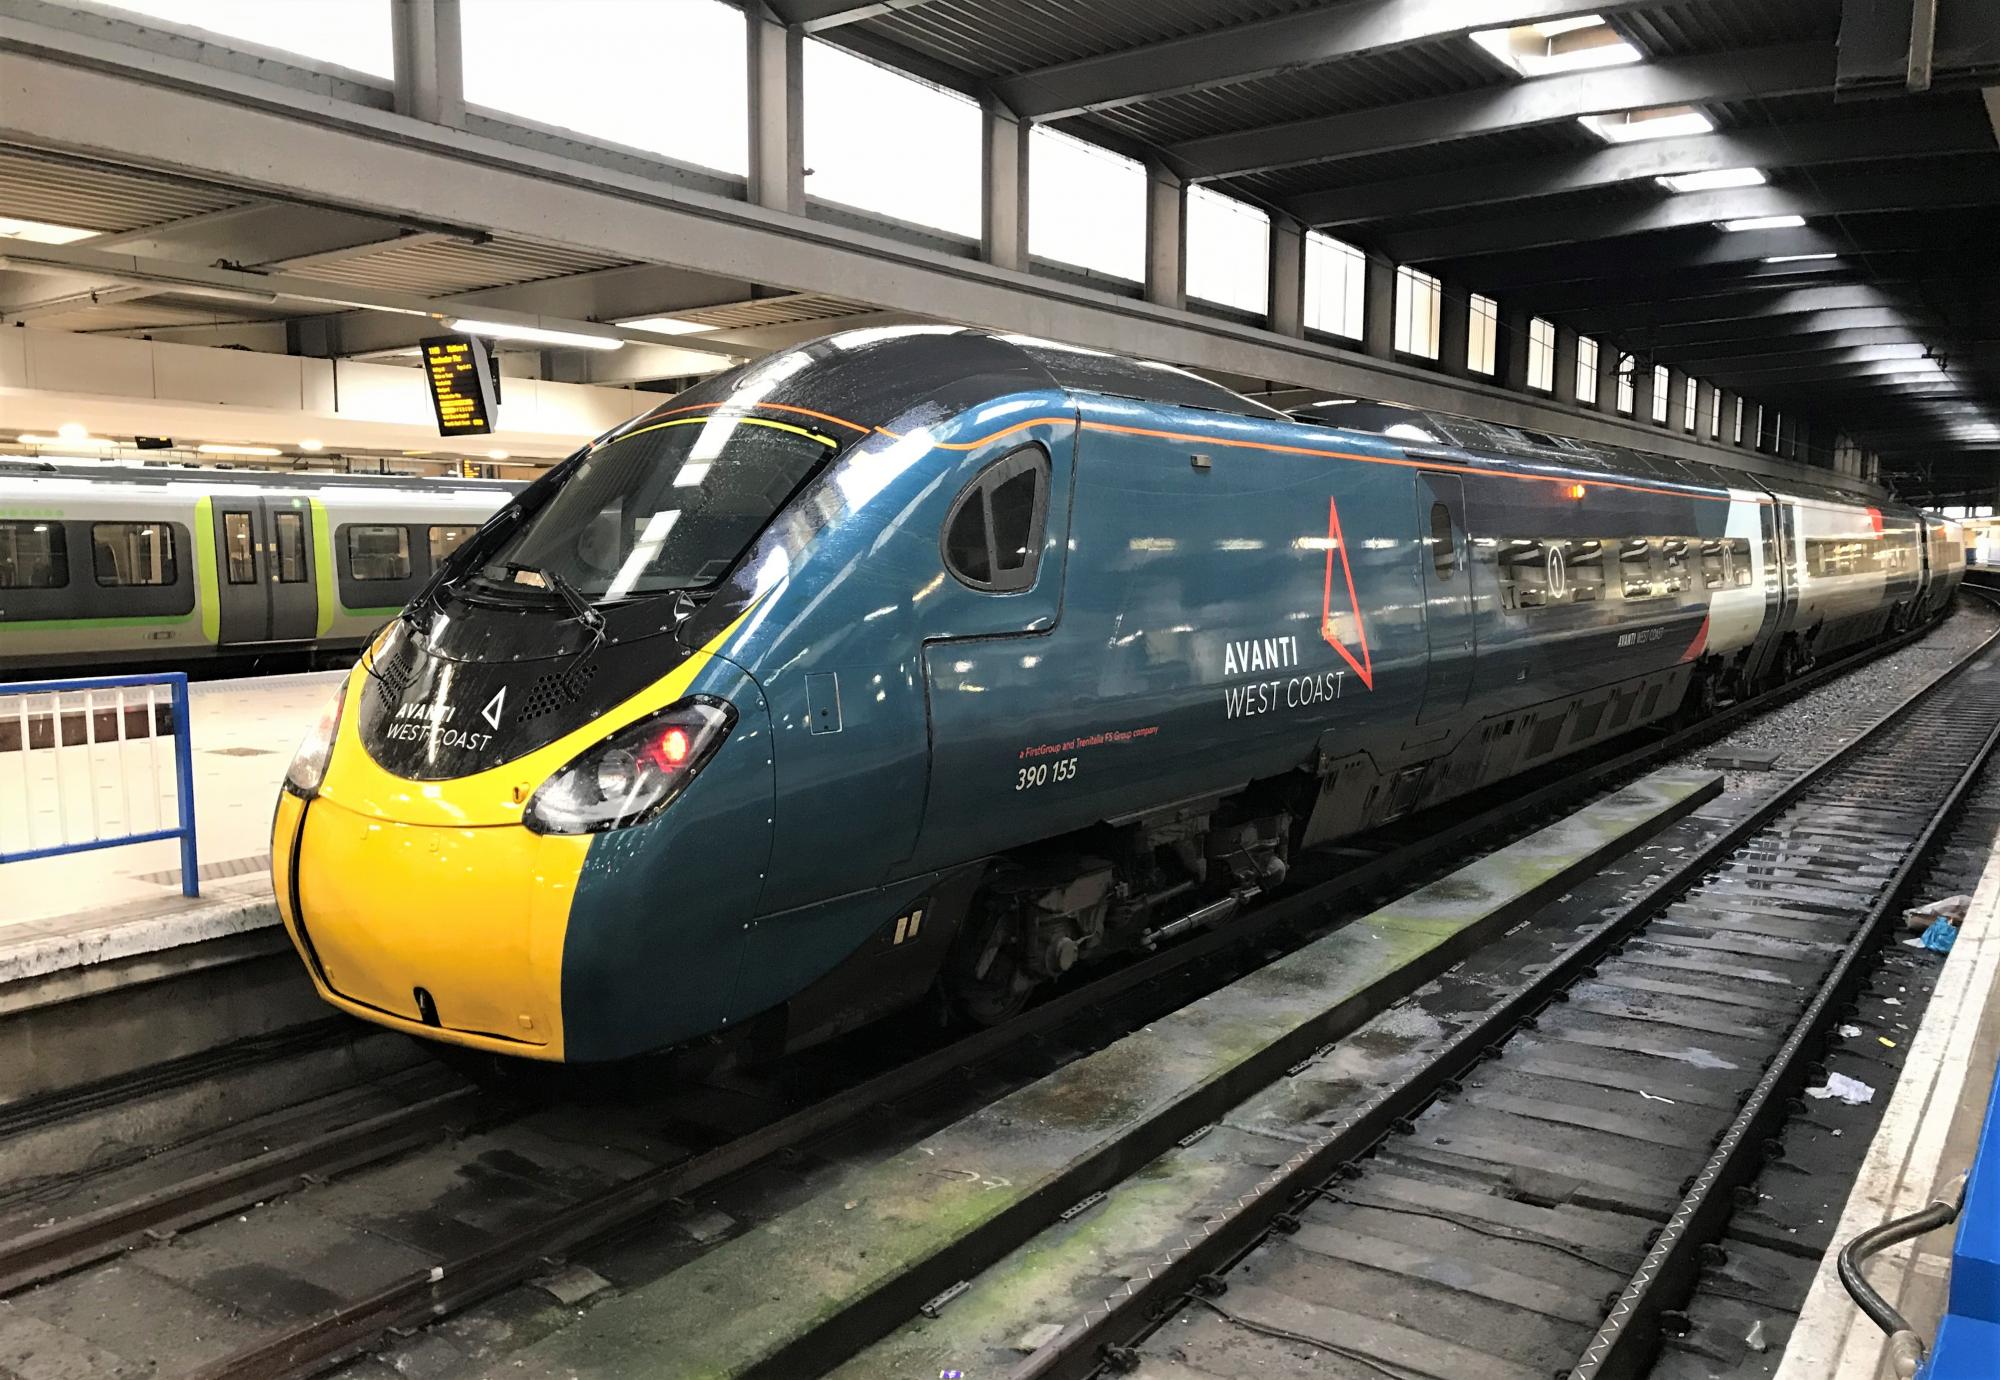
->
xmin=0 ymin=669 xmax=337 ymax=976
xmin=0 ymin=670 xmax=340 ymax=1103
xmin=480 ymin=764 xmax=1721 ymax=1380
xmin=1772 ymin=813 xmax=2000 ymax=1380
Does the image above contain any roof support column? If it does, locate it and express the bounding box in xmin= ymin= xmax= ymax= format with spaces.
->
xmin=1633 ymin=359 xmax=1658 ymax=427
xmin=1552 ymin=325 xmax=1579 ymax=404
xmin=1499 ymin=303 xmax=1531 ymax=393
xmin=390 ymin=0 xmax=464 ymax=127
xmin=1362 ymin=253 xmax=1395 ymax=359
xmin=1437 ymin=281 xmax=1470 ymax=377
xmin=1667 ymin=368 xmax=1689 ymax=434
xmin=1268 ymin=213 xmax=1305 ymax=338
xmin=748 ymin=3 xmax=805 ymax=215
xmin=981 ymin=97 xmax=1030 ymax=271
xmin=1144 ymin=158 xmax=1186 ymax=310
xmin=1694 ymin=381 xmax=1717 ymax=441
xmin=1597 ymin=346 xmax=1623 ymax=417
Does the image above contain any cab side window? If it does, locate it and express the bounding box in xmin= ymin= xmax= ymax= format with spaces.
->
xmin=941 ymin=446 xmax=1050 ymax=593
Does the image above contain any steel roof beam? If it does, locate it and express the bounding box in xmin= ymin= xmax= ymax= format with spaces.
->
xmin=1522 ymin=266 xmax=1934 ymax=316
xmin=1294 ymin=107 xmax=1990 ymax=226
xmin=1453 ymin=213 xmax=2000 ymax=290
xmin=992 ymin=0 xmax=1658 ymax=122
xmin=1167 ymin=41 xmax=1829 ymax=181
xmin=1563 ymin=283 xmax=1914 ymax=334
xmin=766 ymin=0 xmax=936 ymax=34
xmin=1385 ymin=163 xmax=2000 ymax=261
xmin=1669 ymin=328 xmax=1977 ymax=370
xmin=1631 ymin=307 xmax=1929 ymax=349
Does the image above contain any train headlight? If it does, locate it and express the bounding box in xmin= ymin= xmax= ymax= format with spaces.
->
xmin=284 ymin=678 xmax=348 ymax=799
xmin=525 ymin=697 xmax=735 ymax=835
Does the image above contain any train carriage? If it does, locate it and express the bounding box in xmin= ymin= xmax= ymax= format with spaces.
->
xmin=263 ymin=327 xmax=1962 ymax=1064
xmin=0 ymin=463 xmax=514 ymax=672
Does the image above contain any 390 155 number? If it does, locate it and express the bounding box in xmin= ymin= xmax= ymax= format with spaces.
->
xmin=1015 ymin=757 xmax=1078 ymax=791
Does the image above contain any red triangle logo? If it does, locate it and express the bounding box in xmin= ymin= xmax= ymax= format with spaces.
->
xmin=1320 ymin=496 xmax=1374 ymax=691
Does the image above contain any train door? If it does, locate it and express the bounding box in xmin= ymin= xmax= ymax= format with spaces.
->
xmin=211 ymin=497 xmax=318 ymax=644
xmin=266 ymin=499 xmax=317 ymax=641
xmin=1414 ymin=472 xmax=1476 ymax=725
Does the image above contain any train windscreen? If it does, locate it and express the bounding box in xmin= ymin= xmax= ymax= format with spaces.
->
xmin=475 ymin=413 xmax=838 ymax=600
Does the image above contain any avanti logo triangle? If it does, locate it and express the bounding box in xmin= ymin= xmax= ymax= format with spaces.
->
xmin=1319 ymin=495 xmax=1374 ymax=691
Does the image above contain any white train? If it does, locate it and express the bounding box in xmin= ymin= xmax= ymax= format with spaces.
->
xmin=0 ymin=461 xmax=517 ymax=673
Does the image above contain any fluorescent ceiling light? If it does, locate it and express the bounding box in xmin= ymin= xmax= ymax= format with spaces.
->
xmin=620 ymin=315 xmax=718 ymax=336
xmin=1658 ymin=166 xmax=1766 ymax=193
xmin=56 ymin=422 xmax=88 ymax=441
xmin=449 ymin=318 xmax=624 ymax=351
xmin=197 ymin=443 xmax=282 ymax=457
xmin=299 ymin=438 xmax=323 ymax=451
xmin=1579 ymin=106 xmax=1715 ymax=143
xmin=1762 ymin=252 xmax=1838 ymax=264
xmin=486 ymin=449 xmax=509 ymax=460
xmin=1470 ymin=17 xmax=1641 ymax=77
xmin=1721 ymin=214 xmax=1807 ymax=232
xmin=0 ymin=215 xmax=98 ymax=244
xmin=18 ymin=433 xmax=115 ymax=447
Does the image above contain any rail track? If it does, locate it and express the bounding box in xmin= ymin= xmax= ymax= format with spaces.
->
xmin=994 ymin=620 xmax=2000 ymax=1380
xmin=0 ymin=602 xmax=1987 ymax=1380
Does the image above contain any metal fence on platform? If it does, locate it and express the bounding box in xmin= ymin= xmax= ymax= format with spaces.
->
xmin=0 ymin=672 xmax=199 ymax=895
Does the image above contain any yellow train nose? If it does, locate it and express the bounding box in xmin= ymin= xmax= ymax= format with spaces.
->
xmin=275 ymin=789 xmax=588 ymax=1056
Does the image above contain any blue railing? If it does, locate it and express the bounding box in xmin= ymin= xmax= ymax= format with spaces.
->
xmin=0 ymin=672 xmax=199 ymax=896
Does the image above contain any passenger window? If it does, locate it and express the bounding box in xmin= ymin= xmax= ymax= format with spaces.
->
xmin=346 ymin=525 xmax=413 ymax=581
xmin=941 ymin=447 xmax=1049 ymax=593
xmin=0 ymin=520 xmax=67 ymax=588
xmin=223 ymin=512 xmax=256 ymax=584
xmin=274 ymin=512 xmax=307 ymax=583
xmin=429 ymin=525 xmax=477 ymax=568
xmin=1620 ymin=538 xmax=1656 ymax=599
xmin=944 ymin=498 xmax=991 ymax=584
xmin=92 ymin=523 xmax=178 ymax=587
xmin=1428 ymin=502 xmax=1454 ymax=579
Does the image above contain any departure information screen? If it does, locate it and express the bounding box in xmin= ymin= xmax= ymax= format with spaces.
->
xmin=421 ymin=335 xmax=498 ymax=436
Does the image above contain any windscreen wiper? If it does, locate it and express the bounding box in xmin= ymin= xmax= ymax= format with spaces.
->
xmin=493 ymin=562 xmax=605 ymax=634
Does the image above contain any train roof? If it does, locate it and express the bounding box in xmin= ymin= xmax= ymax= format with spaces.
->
xmin=0 ymin=458 xmax=525 ymax=494
xmin=626 ymin=326 xmax=1288 ymax=444
xmin=1288 ymin=398 xmax=1907 ymax=513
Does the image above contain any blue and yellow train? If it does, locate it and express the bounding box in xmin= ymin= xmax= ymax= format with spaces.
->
xmin=272 ymin=328 xmax=1965 ymax=1062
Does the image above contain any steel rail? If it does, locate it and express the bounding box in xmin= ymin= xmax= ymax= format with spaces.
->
xmin=1574 ymin=712 xmax=2000 ymax=1376
xmin=0 ymin=1089 xmax=485 ymax=1296
xmin=1007 ymin=599 xmax=2000 ymax=1380
xmin=41 ymin=607 xmax=1960 ymax=1380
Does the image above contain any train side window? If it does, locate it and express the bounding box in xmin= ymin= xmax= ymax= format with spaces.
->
xmin=274 ymin=512 xmax=307 ymax=583
xmin=1619 ymin=538 xmax=1656 ymax=599
xmin=92 ymin=523 xmax=178 ymax=587
xmin=0 ymin=520 xmax=67 ymax=588
xmin=1659 ymin=538 xmax=1689 ymax=593
xmin=429 ymin=525 xmax=476 ymax=568
xmin=223 ymin=512 xmax=257 ymax=584
xmin=1428 ymin=503 xmax=1454 ymax=579
xmin=941 ymin=446 xmax=1049 ymax=593
xmin=1565 ymin=539 xmax=1605 ymax=600
xmin=346 ymin=525 xmax=413 ymax=581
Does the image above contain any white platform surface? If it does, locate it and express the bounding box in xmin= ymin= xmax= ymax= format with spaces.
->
xmin=0 ymin=670 xmax=338 ymax=976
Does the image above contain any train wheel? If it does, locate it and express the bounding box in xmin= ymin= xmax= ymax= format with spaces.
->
xmin=943 ymin=903 xmax=1039 ymax=1027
